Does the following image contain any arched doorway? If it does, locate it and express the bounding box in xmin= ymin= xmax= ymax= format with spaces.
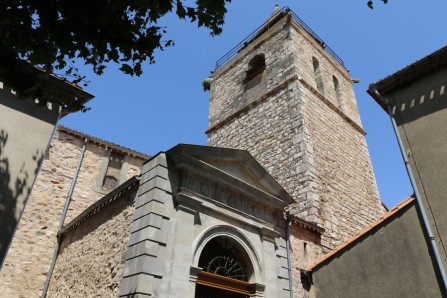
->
xmin=195 ymin=237 xmax=253 ymax=298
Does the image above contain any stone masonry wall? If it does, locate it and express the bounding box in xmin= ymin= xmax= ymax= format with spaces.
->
xmin=290 ymin=24 xmax=385 ymax=248
xmin=302 ymin=83 xmax=384 ymax=247
xmin=208 ymin=15 xmax=295 ymax=128
xmin=46 ymin=184 xmax=137 ymax=297
xmin=207 ymin=14 xmax=386 ymax=251
xmin=0 ymin=128 xmax=146 ymax=298
xmin=289 ymin=224 xmax=323 ymax=298
xmin=290 ymin=23 xmax=361 ymax=126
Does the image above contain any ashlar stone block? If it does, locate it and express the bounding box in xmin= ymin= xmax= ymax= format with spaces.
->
xmin=122 ymin=255 xmax=164 ymax=278
xmin=131 ymin=213 xmax=163 ymax=233
xmin=126 ymin=240 xmax=159 ymax=260
xmin=141 ymin=153 xmax=168 ymax=173
xmin=134 ymin=200 xmax=170 ymax=220
xmin=135 ymin=188 xmax=170 ymax=207
xmin=138 ymin=176 xmax=172 ymax=195
xmin=128 ymin=226 xmax=168 ymax=246
xmin=141 ymin=164 xmax=169 ymax=182
xmin=119 ymin=274 xmax=154 ymax=296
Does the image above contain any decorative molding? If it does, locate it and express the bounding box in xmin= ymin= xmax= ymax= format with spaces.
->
xmin=259 ymin=227 xmax=280 ymax=243
xmin=189 ymin=266 xmax=203 ymax=282
xmin=197 ymin=271 xmax=252 ymax=295
xmin=176 ymin=193 xmax=203 ymax=215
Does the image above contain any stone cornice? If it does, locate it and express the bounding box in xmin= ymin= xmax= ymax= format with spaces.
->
xmin=206 ymin=75 xmax=299 ymax=134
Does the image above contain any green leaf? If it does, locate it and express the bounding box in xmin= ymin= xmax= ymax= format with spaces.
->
xmin=120 ymin=64 xmax=134 ymax=75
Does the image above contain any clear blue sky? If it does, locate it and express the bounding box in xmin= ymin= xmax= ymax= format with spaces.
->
xmin=61 ymin=1 xmax=447 ymax=209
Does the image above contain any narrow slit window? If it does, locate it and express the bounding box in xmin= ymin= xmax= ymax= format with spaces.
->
xmin=333 ymin=76 xmax=343 ymax=111
xmin=312 ymin=57 xmax=325 ymax=95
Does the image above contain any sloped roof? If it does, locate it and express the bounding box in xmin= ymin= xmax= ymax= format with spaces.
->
xmin=60 ymin=176 xmax=140 ymax=235
xmin=58 ymin=125 xmax=150 ymax=160
xmin=368 ymin=45 xmax=447 ymax=110
xmin=306 ymin=196 xmax=415 ymax=271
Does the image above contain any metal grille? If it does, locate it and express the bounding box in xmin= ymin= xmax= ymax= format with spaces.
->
xmin=206 ymin=255 xmax=246 ymax=280
xmin=215 ymin=6 xmax=345 ymax=69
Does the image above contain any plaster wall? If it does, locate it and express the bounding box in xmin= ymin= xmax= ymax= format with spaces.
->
xmin=311 ymin=203 xmax=444 ymax=298
xmin=389 ymin=66 xmax=447 ymax=269
xmin=0 ymin=129 xmax=145 ymax=297
xmin=0 ymin=86 xmax=60 ymax=266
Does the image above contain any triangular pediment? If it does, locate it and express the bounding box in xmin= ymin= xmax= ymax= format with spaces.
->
xmin=195 ymin=157 xmax=273 ymax=194
xmin=167 ymin=144 xmax=295 ymax=208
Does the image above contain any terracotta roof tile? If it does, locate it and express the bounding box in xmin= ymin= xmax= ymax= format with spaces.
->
xmin=306 ymin=196 xmax=415 ymax=271
xmin=58 ymin=125 xmax=151 ymax=160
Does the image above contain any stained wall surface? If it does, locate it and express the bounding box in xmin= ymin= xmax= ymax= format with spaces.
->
xmin=0 ymin=128 xmax=146 ymax=297
xmin=388 ymin=66 xmax=447 ymax=270
xmin=0 ymin=85 xmax=60 ymax=266
xmin=310 ymin=202 xmax=444 ymax=298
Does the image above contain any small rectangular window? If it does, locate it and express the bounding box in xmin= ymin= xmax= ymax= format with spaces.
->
xmin=103 ymin=152 xmax=124 ymax=191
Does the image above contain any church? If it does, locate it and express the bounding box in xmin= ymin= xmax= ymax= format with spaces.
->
xmin=1 ymin=7 xmax=388 ymax=297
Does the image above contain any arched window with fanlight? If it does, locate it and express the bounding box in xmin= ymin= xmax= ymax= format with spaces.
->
xmin=312 ymin=57 xmax=325 ymax=95
xmin=195 ymin=237 xmax=254 ymax=298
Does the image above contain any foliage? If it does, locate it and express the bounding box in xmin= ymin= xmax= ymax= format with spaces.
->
xmin=367 ymin=0 xmax=389 ymax=9
xmin=202 ymin=79 xmax=211 ymax=92
xmin=0 ymin=0 xmax=231 ymax=106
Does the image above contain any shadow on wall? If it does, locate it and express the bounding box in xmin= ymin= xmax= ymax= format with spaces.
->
xmin=0 ymin=129 xmax=38 ymax=263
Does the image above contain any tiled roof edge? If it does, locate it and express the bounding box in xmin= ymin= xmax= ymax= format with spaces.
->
xmin=58 ymin=125 xmax=151 ymax=160
xmin=289 ymin=215 xmax=325 ymax=234
xmin=59 ymin=176 xmax=140 ymax=235
xmin=306 ymin=196 xmax=415 ymax=271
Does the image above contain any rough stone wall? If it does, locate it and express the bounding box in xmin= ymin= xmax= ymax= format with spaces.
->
xmin=46 ymin=184 xmax=137 ymax=297
xmin=290 ymin=23 xmax=361 ymax=125
xmin=289 ymin=224 xmax=323 ymax=298
xmin=290 ymin=24 xmax=384 ymax=247
xmin=207 ymin=15 xmax=386 ymax=251
xmin=208 ymin=83 xmax=309 ymax=217
xmin=0 ymin=128 xmax=146 ymax=298
xmin=208 ymin=15 xmax=295 ymax=128
xmin=302 ymin=83 xmax=383 ymax=247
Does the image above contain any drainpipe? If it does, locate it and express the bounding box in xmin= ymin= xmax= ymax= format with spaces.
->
xmin=41 ymin=137 xmax=88 ymax=297
xmin=371 ymin=87 xmax=447 ymax=292
xmin=285 ymin=215 xmax=294 ymax=298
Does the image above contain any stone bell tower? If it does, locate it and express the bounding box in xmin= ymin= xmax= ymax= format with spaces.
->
xmin=206 ymin=7 xmax=386 ymax=249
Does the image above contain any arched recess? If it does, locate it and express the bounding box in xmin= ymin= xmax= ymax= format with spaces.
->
xmin=312 ymin=56 xmax=325 ymax=95
xmin=245 ymin=54 xmax=266 ymax=84
xmin=191 ymin=225 xmax=265 ymax=297
xmin=332 ymin=75 xmax=344 ymax=111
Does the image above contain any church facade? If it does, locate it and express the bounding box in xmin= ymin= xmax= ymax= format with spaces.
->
xmin=3 ymin=7 xmax=387 ymax=298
